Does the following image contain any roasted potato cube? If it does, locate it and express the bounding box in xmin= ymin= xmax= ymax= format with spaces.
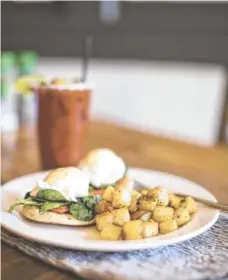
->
xmin=102 ymin=185 xmax=115 ymax=202
xmin=142 ymin=220 xmax=159 ymax=238
xmin=140 ymin=189 xmax=149 ymax=196
xmin=112 ymin=189 xmax=131 ymax=208
xmin=169 ymin=194 xmax=182 ymax=209
xmin=131 ymin=210 xmax=148 ymax=220
xmin=181 ymin=197 xmax=197 ymax=214
xmin=147 ymin=186 xmax=169 ymax=206
xmin=112 ymin=207 xmax=130 ymax=226
xmin=140 ymin=212 xmax=152 ymax=221
xmin=159 ymin=219 xmax=178 ymax=234
xmin=139 ymin=196 xmax=157 ymax=211
xmin=123 ymin=220 xmax=143 ymax=240
xmin=116 ymin=177 xmax=134 ymax=191
xmin=96 ymin=212 xmax=113 ymax=231
xmin=100 ymin=224 xmax=122 ymax=241
xmin=174 ymin=207 xmax=190 ymax=226
xmin=95 ymin=200 xmax=113 ymax=214
xmin=153 ymin=206 xmax=174 ymax=222
xmin=129 ymin=190 xmax=141 ymax=213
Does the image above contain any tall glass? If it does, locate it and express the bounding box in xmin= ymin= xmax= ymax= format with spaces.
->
xmin=36 ymin=85 xmax=91 ymax=170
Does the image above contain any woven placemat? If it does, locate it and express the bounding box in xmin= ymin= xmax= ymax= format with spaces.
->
xmin=2 ymin=214 xmax=228 ymax=280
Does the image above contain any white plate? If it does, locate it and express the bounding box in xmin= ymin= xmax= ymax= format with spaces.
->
xmin=1 ymin=168 xmax=219 ymax=252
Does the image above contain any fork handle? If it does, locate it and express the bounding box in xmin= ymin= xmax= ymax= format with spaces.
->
xmin=133 ymin=180 xmax=228 ymax=212
xmin=174 ymin=192 xmax=228 ymax=212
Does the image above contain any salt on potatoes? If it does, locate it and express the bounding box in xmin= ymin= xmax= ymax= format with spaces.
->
xmin=112 ymin=207 xmax=130 ymax=226
xmin=174 ymin=207 xmax=190 ymax=226
xmin=131 ymin=210 xmax=148 ymax=220
xmin=153 ymin=206 xmax=174 ymax=222
xmin=139 ymin=196 xmax=157 ymax=211
xmin=95 ymin=200 xmax=113 ymax=214
xmin=129 ymin=190 xmax=141 ymax=213
xmin=142 ymin=220 xmax=159 ymax=238
xmin=96 ymin=212 xmax=113 ymax=231
xmin=100 ymin=224 xmax=122 ymax=241
xmin=123 ymin=220 xmax=159 ymax=240
xmin=116 ymin=177 xmax=134 ymax=191
xmin=123 ymin=220 xmax=144 ymax=240
xmin=140 ymin=212 xmax=152 ymax=222
xmin=147 ymin=186 xmax=169 ymax=206
xmin=112 ymin=189 xmax=131 ymax=208
xmin=168 ymin=194 xmax=182 ymax=209
xmin=159 ymin=219 xmax=178 ymax=234
xmin=102 ymin=185 xmax=115 ymax=202
xmin=94 ymin=182 xmax=197 ymax=241
xmin=140 ymin=189 xmax=149 ymax=196
xmin=181 ymin=196 xmax=197 ymax=214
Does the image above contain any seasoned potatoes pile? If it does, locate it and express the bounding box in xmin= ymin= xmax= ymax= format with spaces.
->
xmin=95 ymin=177 xmax=197 ymax=241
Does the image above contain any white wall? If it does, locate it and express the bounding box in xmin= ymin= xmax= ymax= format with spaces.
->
xmin=38 ymin=58 xmax=227 ymax=146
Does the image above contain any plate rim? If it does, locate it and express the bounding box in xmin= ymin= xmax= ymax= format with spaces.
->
xmin=1 ymin=168 xmax=220 ymax=252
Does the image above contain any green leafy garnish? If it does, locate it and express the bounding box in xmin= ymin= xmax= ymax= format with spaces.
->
xmin=9 ymin=191 xmax=96 ymax=222
xmin=31 ymin=196 xmax=47 ymax=203
xmin=89 ymin=185 xmax=95 ymax=191
xmin=9 ymin=197 xmax=42 ymax=212
xmin=69 ymin=203 xmax=94 ymax=221
xmin=36 ymin=189 xmax=67 ymax=202
xmin=78 ymin=195 xmax=96 ymax=209
xmin=69 ymin=195 xmax=96 ymax=221
xmin=39 ymin=202 xmax=69 ymax=214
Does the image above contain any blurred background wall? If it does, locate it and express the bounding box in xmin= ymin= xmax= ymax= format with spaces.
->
xmin=1 ymin=1 xmax=228 ymax=146
xmin=2 ymin=1 xmax=228 ymax=64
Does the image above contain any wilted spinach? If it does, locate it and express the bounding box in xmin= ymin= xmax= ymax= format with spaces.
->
xmin=36 ymin=189 xmax=67 ymax=201
xmin=69 ymin=203 xmax=94 ymax=221
xmin=9 ymin=197 xmax=42 ymax=212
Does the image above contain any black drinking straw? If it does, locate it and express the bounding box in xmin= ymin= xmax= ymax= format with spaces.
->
xmin=81 ymin=35 xmax=93 ymax=82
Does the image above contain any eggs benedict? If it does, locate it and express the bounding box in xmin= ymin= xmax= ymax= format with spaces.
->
xmin=79 ymin=149 xmax=127 ymax=193
xmin=9 ymin=167 xmax=96 ymax=226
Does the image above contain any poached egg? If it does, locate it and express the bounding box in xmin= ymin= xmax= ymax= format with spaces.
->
xmin=79 ymin=148 xmax=126 ymax=188
xmin=37 ymin=167 xmax=89 ymax=201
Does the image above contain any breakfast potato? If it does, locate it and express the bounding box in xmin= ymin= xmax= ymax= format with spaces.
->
xmin=102 ymin=185 xmax=115 ymax=202
xmin=142 ymin=220 xmax=159 ymax=238
xmin=131 ymin=210 xmax=148 ymax=220
xmin=139 ymin=196 xmax=157 ymax=211
xmin=140 ymin=212 xmax=152 ymax=222
xmin=112 ymin=189 xmax=131 ymax=208
xmin=140 ymin=189 xmax=149 ymax=196
xmin=169 ymin=194 xmax=182 ymax=209
xmin=95 ymin=200 xmax=113 ymax=214
xmin=116 ymin=177 xmax=133 ymax=191
xmin=112 ymin=207 xmax=130 ymax=226
xmin=100 ymin=224 xmax=122 ymax=241
xmin=123 ymin=220 xmax=143 ymax=240
xmin=153 ymin=206 xmax=174 ymax=222
xmin=174 ymin=207 xmax=190 ymax=226
xmin=159 ymin=219 xmax=178 ymax=234
xmin=147 ymin=186 xmax=169 ymax=206
xmin=96 ymin=212 xmax=113 ymax=231
xmin=129 ymin=190 xmax=141 ymax=213
xmin=181 ymin=197 xmax=197 ymax=214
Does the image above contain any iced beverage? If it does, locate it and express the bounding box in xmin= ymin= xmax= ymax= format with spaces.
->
xmin=36 ymin=84 xmax=91 ymax=170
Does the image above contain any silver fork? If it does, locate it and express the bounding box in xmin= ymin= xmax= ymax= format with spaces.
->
xmin=134 ymin=179 xmax=228 ymax=213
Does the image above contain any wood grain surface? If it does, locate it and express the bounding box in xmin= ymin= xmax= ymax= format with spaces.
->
xmin=2 ymin=121 xmax=228 ymax=280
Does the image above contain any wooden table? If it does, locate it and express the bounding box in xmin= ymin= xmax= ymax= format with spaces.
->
xmin=2 ymin=121 xmax=228 ymax=280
